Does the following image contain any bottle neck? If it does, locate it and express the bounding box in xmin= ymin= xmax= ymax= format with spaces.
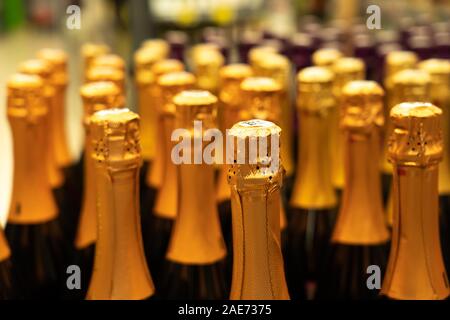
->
xmin=8 ymin=114 xmax=58 ymax=224
xmin=167 ymin=160 xmax=226 ymax=265
xmin=138 ymin=83 xmax=156 ymax=161
xmin=87 ymin=164 xmax=154 ymax=300
xmin=291 ymin=109 xmax=336 ymax=209
xmin=332 ymin=128 xmax=389 ymax=245
xmin=230 ymin=183 xmax=290 ymax=300
xmin=0 ymin=229 xmax=10 ymax=262
xmin=382 ymin=164 xmax=450 ymax=300
xmin=436 ymin=99 xmax=450 ymax=194
xmin=51 ymin=86 xmax=72 ymax=167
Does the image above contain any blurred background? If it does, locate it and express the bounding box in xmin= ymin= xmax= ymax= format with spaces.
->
xmin=0 ymin=0 xmax=449 ymax=225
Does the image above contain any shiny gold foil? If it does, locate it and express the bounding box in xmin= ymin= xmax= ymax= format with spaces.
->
xmin=290 ymin=67 xmax=336 ymax=209
xmin=166 ymin=90 xmax=227 ymax=264
xmin=330 ymin=57 xmax=365 ymax=190
xmin=75 ymin=82 xmax=122 ymax=249
xmin=91 ymin=53 xmax=126 ymax=71
xmin=217 ymin=64 xmax=253 ymax=204
xmin=191 ymin=47 xmax=224 ymax=94
xmin=81 ymin=42 xmax=110 ymax=78
xmin=7 ymin=73 xmax=58 ymax=224
xmin=312 ymin=48 xmax=343 ymax=68
xmin=0 ymin=228 xmax=10 ymax=262
xmin=37 ymin=48 xmax=72 ymax=167
xmin=418 ymin=59 xmax=450 ymax=195
xmin=19 ymin=59 xmax=64 ymax=188
xmin=86 ymin=108 xmax=154 ymax=300
xmin=381 ymin=102 xmax=449 ymax=300
xmin=141 ymin=38 xmax=170 ymax=60
xmin=248 ymin=46 xmax=278 ymax=73
xmin=228 ymin=120 xmax=289 ymax=300
xmin=332 ymin=81 xmax=389 ymax=244
xmin=153 ymin=72 xmax=196 ymax=220
xmin=85 ymin=66 xmax=126 ymax=100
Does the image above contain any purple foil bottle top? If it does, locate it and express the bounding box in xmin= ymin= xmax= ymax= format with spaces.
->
xmin=409 ymin=34 xmax=435 ymax=60
xmin=289 ymin=32 xmax=314 ymax=71
xmin=166 ymin=31 xmax=188 ymax=62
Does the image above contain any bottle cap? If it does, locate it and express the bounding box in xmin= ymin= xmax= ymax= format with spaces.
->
xmin=90 ymin=108 xmax=141 ymax=168
xmin=418 ymin=59 xmax=450 ymax=104
xmin=192 ymin=49 xmax=224 ymax=91
xmin=248 ymin=46 xmax=278 ymax=68
xmin=296 ymin=66 xmax=335 ymax=113
xmin=7 ymin=73 xmax=47 ymax=119
xmin=391 ymin=69 xmax=431 ymax=102
xmin=80 ymin=81 xmax=122 ymax=121
xmin=384 ymin=50 xmax=418 ymax=87
xmin=173 ymin=90 xmax=218 ymax=129
xmin=253 ymin=52 xmax=290 ymax=89
xmin=333 ymin=57 xmax=365 ymax=96
xmin=240 ymin=77 xmax=281 ymax=122
xmin=389 ymin=102 xmax=442 ymax=167
xmin=85 ymin=66 xmax=125 ymax=95
xmin=219 ymin=64 xmax=253 ymax=109
xmin=37 ymin=48 xmax=68 ymax=87
xmin=91 ymin=54 xmax=126 ymax=71
xmin=341 ymin=80 xmax=384 ymax=131
xmin=81 ymin=43 xmax=110 ymax=72
xmin=151 ymin=59 xmax=184 ymax=79
xmin=312 ymin=48 xmax=343 ymax=67
xmin=157 ymin=71 xmax=196 ymax=114
xmin=19 ymin=59 xmax=54 ymax=98
xmin=141 ymin=38 xmax=170 ymax=59
xmin=134 ymin=47 xmax=160 ymax=70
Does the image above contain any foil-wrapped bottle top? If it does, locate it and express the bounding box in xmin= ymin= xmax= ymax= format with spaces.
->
xmin=219 ymin=64 xmax=253 ymax=108
xmin=333 ymin=57 xmax=366 ymax=96
xmin=157 ymin=71 xmax=196 ymax=114
xmin=227 ymin=119 xmax=282 ymax=189
xmin=173 ymin=90 xmax=218 ymax=129
xmin=253 ymin=52 xmax=290 ymax=88
xmin=312 ymin=47 xmax=343 ymax=67
xmin=19 ymin=59 xmax=54 ymax=98
xmin=297 ymin=66 xmax=335 ymax=113
xmin=134 ymin=47 xmax=160 ymax=69
xmin=388 ymin=102 xmax=442 ymax=167
xmin=85 ymin=66 xmax=125 ymax=96
xmin=151 ymin=59 xmax=184 ymax=78
xmin=141 ymin=38 xmax=170 ymax=59
xmin=81 ymin=42 xmax=110 ymax=60
xmin=192 ymin=49 xmax=224 ymax=92
xmin=391 ymin=69 xmax=431 ymax=100
xmin=341 ymin=80 xmax=384 ymax=131
xmin=37 ymin=48 xmax=68 ymax=87
xmin=91 ymin=54 xmax=126 ymax=71
xmin=191 ymin=43 xmax=221 ymax=60
xmin=384 ymin=50 xmax=418 ymax=83
xmin=240 ymin=77 xmax=281 ymax=121
xmin=7 ymin=73 xmax=47 ymax=118
xmin=418 ymin=59 xmax=450 ymax=103
xmin=90 ymin=108 xmax=141 ymax=167
xmin=248 ymin=46 xmax=279 ymax=68
xmin=80 ymin=81 xmax=122 ymax=118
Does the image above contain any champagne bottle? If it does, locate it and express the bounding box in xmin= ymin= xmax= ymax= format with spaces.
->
xmin=85 ymin=66 xmax=126 ymax=106
xmin=37 ymin=48 xmax=78 ymax=244
xmin=253 ymin=52 xmax=295 ymax=190
xmin=147 ymin=71 xmax=195 ymax=289
xmin=216 ymin=64 xmax=253 ymax=271
xmin=381 ymin=102 xmax=450 ymax=300
xmin=90 ymin=53 xmax=126 ymax=72
xmin=239 ymin=77 xmax=289 ymax=234
xmin=162 ymin=90 xmax=227 ymax=299
xmin=228 ymin=119 xmax=290 ymax=300
xmin=86 ymin=108 xmax=155 ymax=300
xmin=75 ymin=81 xmax=122 ymax=296
xmin=330 ymin=57 xmax=365 ymax=194
xmin=312 ymin=48 xmax=343 ymax=69
xmin=317 ymin=81 xmax=390 ymax=299
xmin=6 ymin=73 xmax=66 ymax=299
xmin=191 ymin=45 xmax=224 ymax=94
xmin=0 ymin=227 xmax=14 ymax=299
xmin=418 ymin=59 xmax=450 ymax=275
xmin=288 ymin=66 xmax=337 ymax=300
xmin=248 ymin=46 xmax=278 ymax=74
xmin=385 ymin=69 xmax=431 ymax=226
xmin=81 ymin=43 xmax=110 ymax=80
xmin=141 ymin=38 xmax=170 ymax=59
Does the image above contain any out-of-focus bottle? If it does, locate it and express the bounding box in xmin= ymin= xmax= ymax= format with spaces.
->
xmin=384 ymin=69 xmax=431 ymax=226
xmin=317 ymin=81 xmax=390 ymax=299
xmin=190 ymin=44 xmax=224 ymax=94
xmin=81 ymin=43 xmax=110 ymax=79
xmin=312 ymin=47 xmax=343 ymax=69
xmin=330 ymin=57 xmax=365 ymax=193
xmin=86 ymin=108 xmax=155 ymax=300
xmin=288 ymin=66 xmax=337 ymax=300
xmin=161 ymin=90 xmax=227 ymax=299
xmin=381 ymin=102 xmax=450 ymax=300
xmin=141 ymin=38 xmax=170 ymax=59
xmin=85 ymin=66 xmax=126 ymax=106
xmin=75 ymin=81 xmax=122 ymax=296
xmin=146 ymin=71 xmax=195 ymax=289
xmin=90 ymin=53 xmax=126 ymax=72
xmin=165 ymin=31 xmax=188 ymax=62
xmin=228 ymin=119 xmax=290 ymax=300
xmin=6 ymin=73 xmax=66 ymax=299
xmin=0 ymin=225 xmax=14 ymax=299
xmin=248 ymin=45 xmax=278 ymax=73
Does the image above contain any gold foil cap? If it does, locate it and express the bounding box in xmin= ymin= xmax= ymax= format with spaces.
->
xmin=157 ymin=71 xmax=196 ymax=114
xmin=418 ymin=59 xmax=450 ymax=104
xmin=254 ymin=53 xmax=290 ymax=89
xmin=134 ymin=47 xmax=160 ymax=69
xmin=81 ymin=43 xmax=110 ymax=60
xmin=341 ymin=80 xmax=384 ymax=131
xmin=312 ymin=48 xmax=343 ymax=67
xmin=91 ymin=54 xmax=126 ymax=71
xmin=85 ymin=66 xmax=125 ymax=94
xmin=37 ymin=48 xmax=68 ymax=86
xmin=90 ymin=108 xmax=141 ymax=168
xmin=227 ymin=119 xmax=283 ymax=190
xmin=333 ymin=57 xmax=366 ymax=96
xmin=297 ymin=66 xmax=335 ymax=113
xmin=192 ymin=49 xmax=224 ymax=92
xmin=388 ymin=102 xmax=443 ymax=167
xmin=240 ymin=77 xmax=281 ymax=122
xmin=141 ymin=38 xmax=170 ymax=59
xmin=135 ymin=69 xmax=155 ymax=86
xmin=392 ymin=69 xmax=431 ymax=102
xmin=7 ymin=73 xmax=47 ymax=119
xmin=248 ymin=46 xmax=278 ymax=67
xmin=19 ymin=59 xmax=54 ymax=97
xmin=385 ymin=51 xmax=418 ymax=86
xmin=173 ymin=90 xmax=218 ymax=129
xmin=219 ymin=64 xmax=253 ymax=108
xmin=80 ymin=81 xmax=122 ymax=118
xmin=151 ymin=59 xmax=184 ymax=78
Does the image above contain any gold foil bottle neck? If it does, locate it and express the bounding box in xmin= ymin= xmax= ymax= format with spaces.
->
xmin=389 ymin=102 xmax=443 ymax=167
xmin=297 ymin=66 xmax=335 ymax=114
xmin=91 ymin=54 xmax=126 ymax=71
xmin=418 ymin=59 xmax=450 ymax=103
xmin=219 ymin=64 xmax=253 ymax=109
xmin=248 ymin=46 xmax=278 ymax=68
xmin=80 ymin=81 xmax=122 ymax=120
xmin=341 ymin=80 xmax=384 ymax=131
xmin=333 ymin=57 xmax=365 ymax=95
xmin=7 ymin=73 xmax=46 ymax=120
xmin=253 ymin=53 xmax=290 ymax=88
xmin=81 ymin=43 xmax=110 ymax=60
xmin=90 ymin=109 xmax=141 ymax=168
xmin=151 ymin=59 xmax=184 ymax=79
xmin=134 ymin=47 xmax=160 ymax=70
xmin=157 ymin=71 xmax=196 ymax=114
xmin=141 ymin=38 xmax=170 ymax=59
xmin=85 ymin=66 xmax=125 ymax=92
xmin=240 ymin=77 xmax=281 ymax=122
xmin=173 ymin=90 xmax=218 ymax=129
xmin=37 ymin=48 xmax=68 ymax=87
xmin=384 ymin=50 xmax=418 ymax=87
xmin=312 ymin=48 xmax=343 ymax=67
xmin=192 ymin=48 xmax=224 ymax=92
xmin=19 ymin=59 xmax=54 ymax=97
